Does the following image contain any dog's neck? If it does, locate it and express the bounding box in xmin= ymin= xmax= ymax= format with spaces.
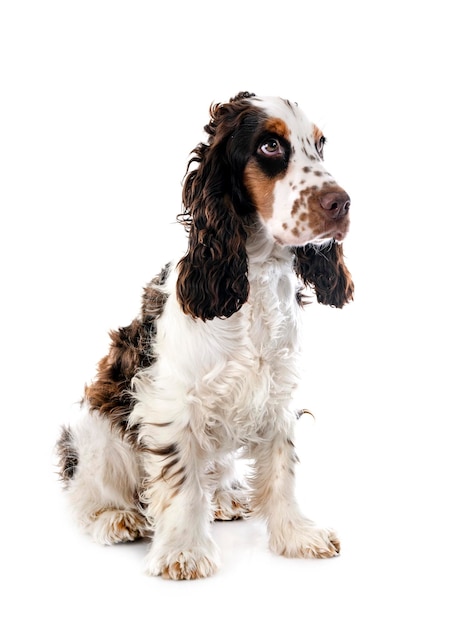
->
xmin=245 ymin=221 xmax=294 ymax=268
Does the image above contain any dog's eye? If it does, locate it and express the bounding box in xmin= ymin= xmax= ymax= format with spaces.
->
xmin=316 ymin=136 xmax=326 ymax=159
xmin=259 ymin=138 xmax=284 ymax=157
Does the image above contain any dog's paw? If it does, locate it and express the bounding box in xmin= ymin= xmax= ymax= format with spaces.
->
xmin=145 ymin=543 xmax=220 ymax=580
xmin=213 ymin=485 xmax=251 ymax=520
xmin=270 ymin=521 xmax=340 ymax=559
xmin=88 ymin=509 xmax=147 ymax=545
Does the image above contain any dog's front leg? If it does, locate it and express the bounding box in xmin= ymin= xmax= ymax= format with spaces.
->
xmin=141 ymin=428 xmax=220 ymax=580
xmin=251 ymin=428 xmax=340 ymax=559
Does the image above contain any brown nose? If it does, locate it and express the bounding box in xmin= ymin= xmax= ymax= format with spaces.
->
xmin=319 ymin=190 xmax=350 ymax=220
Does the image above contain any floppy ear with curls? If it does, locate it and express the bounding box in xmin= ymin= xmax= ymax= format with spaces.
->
xmin=176 ymin=93 xmax=257 ymax=321
xmin=293 ymin=242 xmax=354 ymax=308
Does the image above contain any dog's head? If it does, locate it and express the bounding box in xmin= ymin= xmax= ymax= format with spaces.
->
xmin=177 ymin=92 xmax=353 ymax=320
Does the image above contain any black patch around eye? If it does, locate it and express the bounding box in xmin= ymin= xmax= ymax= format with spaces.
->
xmin=255 ymin=133 xmax=291 ymax=177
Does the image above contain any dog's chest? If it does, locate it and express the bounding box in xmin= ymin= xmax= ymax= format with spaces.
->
xmin=247 ymin=265 xmax=299 ymax=353
xmin=243 ymin=266 xmax=300 ymax=398
xmin=193 ymin=263 xmax=301 ymax=445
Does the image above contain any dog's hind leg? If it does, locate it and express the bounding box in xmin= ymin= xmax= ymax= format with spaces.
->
xmin=209 ymin=453 xmax=251 ymax=521
xmin=56 ymin=408 xmax=149 ymax=544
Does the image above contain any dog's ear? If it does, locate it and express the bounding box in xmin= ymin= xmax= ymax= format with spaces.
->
xmin=176 ymin=188 xmax=249 ymax=321
xmin=176 ymin=97 xmax=256 ymax=321
xmin=293 ymin=242 xmax=354 ymax=308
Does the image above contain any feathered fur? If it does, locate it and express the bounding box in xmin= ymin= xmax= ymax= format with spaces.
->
xmin=56 ymin=92 xmax=353 ymax=579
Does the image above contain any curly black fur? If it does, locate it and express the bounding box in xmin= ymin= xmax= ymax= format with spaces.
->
xmin=176 ymin=92 xmax=260 ymax=321
xmin=293 ymin=242 xmax=354 ymax=308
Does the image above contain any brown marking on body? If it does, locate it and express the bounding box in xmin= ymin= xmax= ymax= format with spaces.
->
xmin=83 ymin=264 xmax=171 ymax=442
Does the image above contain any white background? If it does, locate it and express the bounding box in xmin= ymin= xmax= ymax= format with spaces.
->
xmin=1 ymin=1 xmax=459 ymax=624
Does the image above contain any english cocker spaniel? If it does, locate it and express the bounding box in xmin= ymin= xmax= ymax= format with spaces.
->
xmin=57 ymin=91 xmax=353 ymax=579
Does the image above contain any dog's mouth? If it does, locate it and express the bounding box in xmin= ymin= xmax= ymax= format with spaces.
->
xmin=329 ymin=229 xmax=346 ymax=242
xmin=274 ymin=225 xmax=347 ymax=248
xmin=274 ymin=233 xmax=338 ymax=248
xmin=316 ymin=219 xmax=350 ymax=244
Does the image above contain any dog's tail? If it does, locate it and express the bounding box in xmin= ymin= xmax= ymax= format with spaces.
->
xmin=56 ymin=425 xmax=79 ymax=487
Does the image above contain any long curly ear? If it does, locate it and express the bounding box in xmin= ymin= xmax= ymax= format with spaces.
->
xmin=293 ymin=241 xmax=354 ymax=308
xmin=176 ymin=95 xmax=256 ymax=321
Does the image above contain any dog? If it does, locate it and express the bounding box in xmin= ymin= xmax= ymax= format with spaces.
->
xmin=57 ymin=91 xmax=353 ymax=579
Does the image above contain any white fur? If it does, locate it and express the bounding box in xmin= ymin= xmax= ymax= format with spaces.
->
xmin=131 ymin=233 xmax=338 ymax=577
xmin=63 ymin=230 xmax=339 ymax=578
xmin=61 ymin=96 xmax=343 ymax=579
xmin=253 ymin=97 xmax=338 ymax=245
xmin=63 ymin=410 xmax=148 ymax=544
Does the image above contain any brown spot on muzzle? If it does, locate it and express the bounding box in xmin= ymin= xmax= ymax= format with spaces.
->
xmin=304 ymin=183 xmax=351 ymax=240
